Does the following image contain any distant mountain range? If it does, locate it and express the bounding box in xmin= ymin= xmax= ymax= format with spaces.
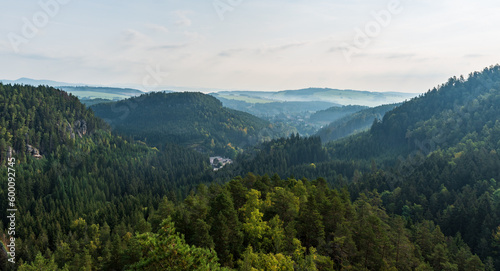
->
xmin=0 ymin=77 xmax=85 ymax=87
xmin=0 ymin=78 xmax=148 ymax=102
xmin=213 ymin=95 xmax=338 ymax=117
xmin=1 ymin=78 xmax=418 ymax=108
xmin=214 ymin=88 xmax=418 ymax=107
xmin=57 ymin=86 xmax=145 ymax=101
xmin=211 ymin=89 xmax=415 ymax=136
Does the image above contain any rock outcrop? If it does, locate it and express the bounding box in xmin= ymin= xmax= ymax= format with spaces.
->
xmin=74 ymin=120 xmax=87 ymax=138
xmin=27 ymin=144 xmax=42 ymax=159
xmin=7 ymin=146 xmax=14 ymax=159
xmin=63 ymin=119 xmax=88 ymax=139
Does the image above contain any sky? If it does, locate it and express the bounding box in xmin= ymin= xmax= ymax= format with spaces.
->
xmin=1 ymin=0 xmax=499 ymax=93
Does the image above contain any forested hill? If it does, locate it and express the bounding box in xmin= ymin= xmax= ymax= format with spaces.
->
xmin=326 ymin=65 xmax=500 ymax=269
xmin=0 ymin=84 xmax=219 ymax=270
xmin=316 ymin=103 xmax=399 ymax=143
xmin=92 ymin=92 xmax=283 ymax=158
xmin=330 ymin=65 xmax=500 ymax=162
xmin=0 ymin=78 xmax=495 ymax=269
xmin=309 ymin=105 xmax=368 ymax=126
xmin=0 ymin=83 xmax=106 ymax=159
xmin=221 ymin=66 xmax=500 ymax=269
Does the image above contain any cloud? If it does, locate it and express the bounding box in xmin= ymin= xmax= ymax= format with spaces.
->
xmin=152 ymin=44 xmax=187 ymax=50
xmin=2 ymin=0 xmax=500 ymax=93
xmin=122 ymin=29 xmax=151 ymax=44
xmin=183 ymin=31 xmax=203 ymax=40
xmin=328 ymin=45 xmax=350 ymax=53
xmin=8 ymin=49 xmax=85 ymax=64
xmin=218 ymin=48 xmax=245 ymax=57
xmin=0 ymin=40 xmax=13 ymax=53
xmin=144 ymin=23 xmax=169 ymax=34
xmin=384 ymin=53 xmax=416 ymax=59
xmin=174 ymin=11 xmax=192 ymax=27
xmin=463 ymin=54 xmax=485 ymax=58
xmin=264 ymin=42 xmax=308 ymax=53
xmin=121 ymin=29 xmax=157 ymax=51
xmin=215 ymin=41 xmax=307 ymax=59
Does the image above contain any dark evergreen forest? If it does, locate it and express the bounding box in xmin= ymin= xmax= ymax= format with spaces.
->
xmin=1 ymin=65 xmax=500 ymax=270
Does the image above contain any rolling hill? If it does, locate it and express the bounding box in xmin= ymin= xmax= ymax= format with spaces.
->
xmin=324 ymin=65 xmax=500 ymax=267
xmin=0 ymin=77 xmax=80 ymax=87
xmin=215 ymin=88 xmax=417 ymax=107
xmin=0 ymin=83 xmax=219 ymax=270
xmin=1 ymin=66 xmax=498 ymax=269
xmin=58 ymin=86 xmax=145 ymax=101
xmin=308 ymin=105 xmax=369 ymax=126
xmin=212 ymin=94 xmax=337 ymax=117
xmin=329 ymin=65 xmax=500 ymax=162
xmin=91 ymin=92 xmax=289 ymax=157
xmin=316 ymin=103 xmax=399 ymax=143
xmin=220 ymin=66 xmax=500 ymax=269
xmin=0 ymin=78 xmax=148 ymax=104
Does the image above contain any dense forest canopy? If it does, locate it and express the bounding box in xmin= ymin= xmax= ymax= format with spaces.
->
xmin=309 ymin=105 xmax=368 ymax=126
xmin=0 ymin=84 xmax=225 ymax=269
xmin=316 ymin=103 xmax=400 ymax=143
xmin=91 ymin=92 xmax=293 ymax=158
xmin=1 ymin=65 xmax=500 ymax=270
xmin=329 ymin=65 xmax=500 ymax=162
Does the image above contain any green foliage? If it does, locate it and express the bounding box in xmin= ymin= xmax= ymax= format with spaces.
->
xmin=92 ymin=92 xmax=272 ymax=158
xmin=18 ymin=253 xmax=69 ymax=271
xmin=316 ymin=103 xmax=399 ymax=143
xmin=329 ymin=65 xmax=500 ymax=162
xmin=0 ymin=84 xmax=219 ymax=270
xmin=127 ymin=218 xmax=226 ymax=270
xmin=4 ymin=65 xmax=500 ymax=271
xmin=169 ymin=175 xmax=474 ymax=270
xmin=321 ymin=65 xmax=500 ymax=270
xmin=238 ymin=246 xmax=294 ymax=271
xmin=309 ymin=105 xmax=368 ymax=125
xmin=234 ymin=134 xmax=330 ymax=177
xmin=0 ymin=83 xmax=106 ymax=161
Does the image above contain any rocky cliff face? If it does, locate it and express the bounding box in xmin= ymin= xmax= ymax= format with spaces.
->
xmin=63 ymin=119 xmax=88 ymax=139
xmin=10 ymin=119 xmax=89 ymax=160
xmin=27 ymin=144 xmax=42 ymax=159
xmin=74 ymin=120 xmax=87 ymax=138
xmin=7 ymin=146 xmax=14 ymax=159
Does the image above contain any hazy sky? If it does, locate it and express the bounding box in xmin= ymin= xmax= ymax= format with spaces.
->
xmin=1 ymin=0 xmax=499 ymax=93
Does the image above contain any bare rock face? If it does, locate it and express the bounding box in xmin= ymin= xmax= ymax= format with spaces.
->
xmin=74 ymin=120 xmax=87 ymax=138
xmin=7 ymin=146 xmax=14 ymax=159
xmin=57 ymin=119 xmax=88 ymax=140
xmin=27 ymin=144 xmax=42 ymax=159
xmin=64 ymin=120 xmax=76 ymax=139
